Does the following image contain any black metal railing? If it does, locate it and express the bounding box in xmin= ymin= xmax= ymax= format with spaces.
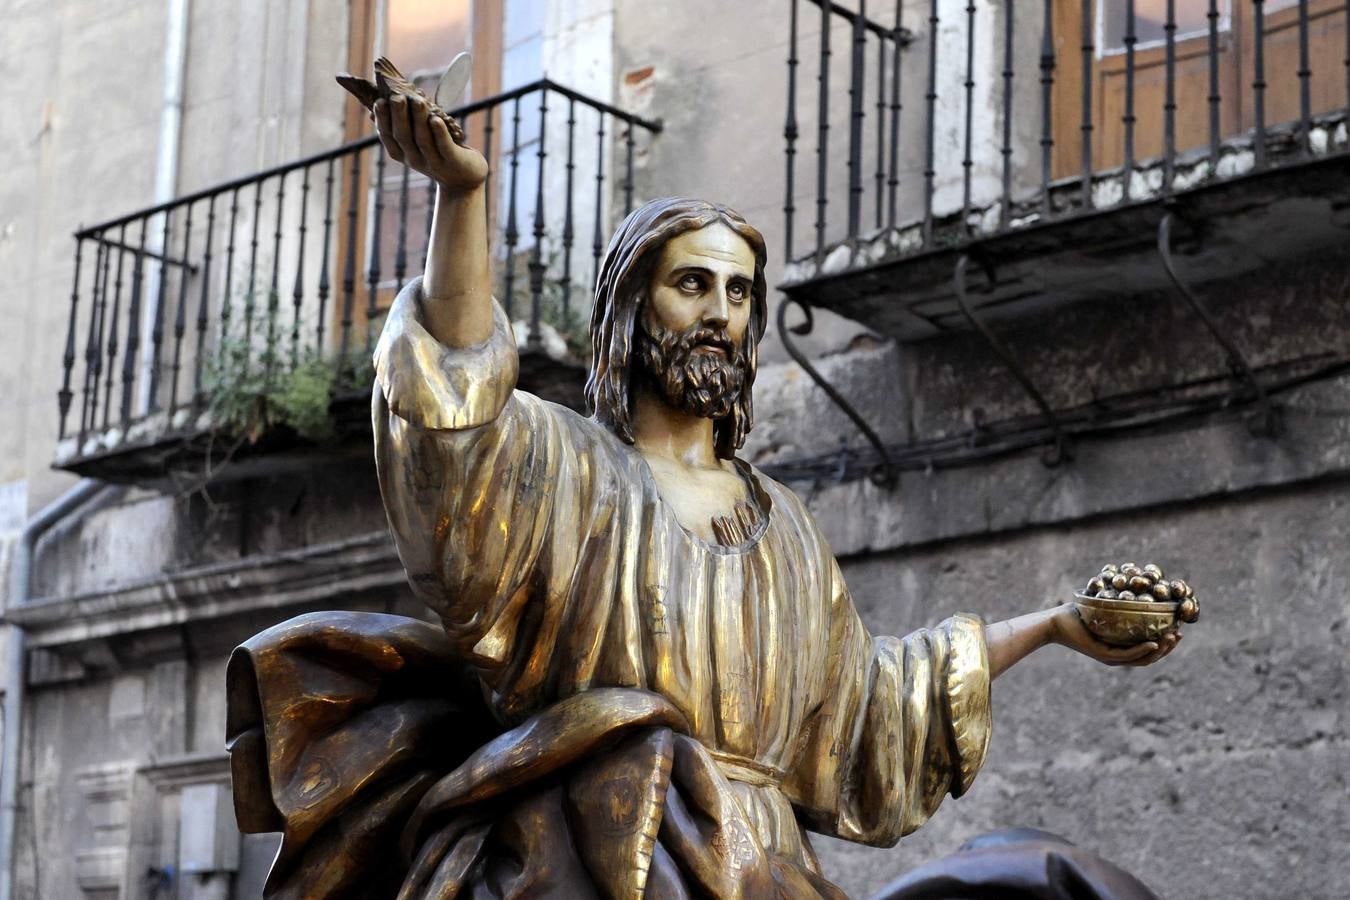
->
xmin=783 ymin=0 xmax=1350 ymax=267
xmin=57 ymin=79 xmax=661 ymax=449
xmin=784 ymin=0 xmax=913 ymax=259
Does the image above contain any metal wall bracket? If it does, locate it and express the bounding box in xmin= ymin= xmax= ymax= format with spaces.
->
xmin=953 ymin=254 xmax=1072 ymax=466
xmin=1157 ymin=213 xmax=1280 ymax=437
xmin=776 ymin=296 xmax=898 ymax=487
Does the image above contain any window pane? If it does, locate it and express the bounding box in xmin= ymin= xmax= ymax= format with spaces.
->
xmin=1102 ymin=0 xmax=1228 ymax=52
xmin=386 ymin=0 xmax=472 ymax=75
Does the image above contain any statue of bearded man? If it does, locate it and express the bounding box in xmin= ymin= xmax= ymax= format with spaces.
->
xmin=225 ymin=85 xmax=1177 ymax=899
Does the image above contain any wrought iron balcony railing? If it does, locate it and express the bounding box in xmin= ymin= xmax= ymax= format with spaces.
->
xmin=772 ymin=0 xmax=1350 ymax=477
xmin=782 ymin=0 xmax=1350 ymax=300
xmin=56 ymin=79 xmax=660 ymax=478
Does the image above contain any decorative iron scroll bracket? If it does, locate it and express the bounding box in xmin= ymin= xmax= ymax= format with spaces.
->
xmin=776 ymin=296 xmax=898 ymax=488
xmin=1156 ymin=212 xmax=1280 ymax=437
xmin=952 ymin=254 xmax=1072 ymax=467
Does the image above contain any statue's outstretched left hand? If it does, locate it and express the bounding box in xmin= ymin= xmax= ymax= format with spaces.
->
xmin=1049 ymin=603 xmax=1181 ymax=667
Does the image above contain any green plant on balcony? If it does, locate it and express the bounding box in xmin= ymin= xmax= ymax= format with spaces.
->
xmin=202 ymin=292 xmax=373 ymax=445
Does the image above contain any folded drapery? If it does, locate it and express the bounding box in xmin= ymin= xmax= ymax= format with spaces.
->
xmin=227 ymin=611 xmax=850 ymax=898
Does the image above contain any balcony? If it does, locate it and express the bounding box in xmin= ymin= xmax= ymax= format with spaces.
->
xmin=53 ymin=79 xmax=661 ymax=485
xmin=779 ymin=0 xmax=1350 ymax=340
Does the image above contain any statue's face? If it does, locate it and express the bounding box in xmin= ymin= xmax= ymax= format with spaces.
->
xmin=643 ymin=222 xmax=755 ymax=347
xmin=637 ymin=223 xmax=757 ymax=420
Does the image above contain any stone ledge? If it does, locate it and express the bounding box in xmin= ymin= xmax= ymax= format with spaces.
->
xmin=5 ymin=531 xmax=403 ymax=649
xmin=803 ymin=374 xmax=1350 ymax=558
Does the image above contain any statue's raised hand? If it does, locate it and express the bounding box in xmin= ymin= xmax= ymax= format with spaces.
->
xmin=340 ymin=57 xmax=489 ymax=193
xmin=374 ymin=93 xmax=488 ymax=193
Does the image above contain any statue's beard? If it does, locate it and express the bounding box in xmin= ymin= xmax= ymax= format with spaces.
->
xmin=636 ymin=318 xmax=748 ymax=421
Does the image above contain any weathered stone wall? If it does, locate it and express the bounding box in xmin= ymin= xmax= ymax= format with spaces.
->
xmin=817 ymin=479 xmax=1349 ymax=898
xmin=740 ymin=254 xmax=1350 ymax=896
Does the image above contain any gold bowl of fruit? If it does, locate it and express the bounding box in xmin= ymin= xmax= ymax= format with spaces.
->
xmin=1073 ymin=563 xmax=1199 ymax=647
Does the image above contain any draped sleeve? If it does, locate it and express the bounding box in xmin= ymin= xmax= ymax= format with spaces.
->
xmin=784 ymin=559 xmax=992 ymax=847
xmin=371 ymin=278 xmax=605 ymax=716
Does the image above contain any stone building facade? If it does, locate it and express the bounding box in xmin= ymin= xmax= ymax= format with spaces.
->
xmin=1 ymin=1 xmax=1346 ymax=898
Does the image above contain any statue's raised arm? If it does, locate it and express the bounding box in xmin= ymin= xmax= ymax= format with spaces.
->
xmin=366 ymin=60 xmax=494 ymax=348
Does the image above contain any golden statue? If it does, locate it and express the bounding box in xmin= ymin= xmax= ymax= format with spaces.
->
xmin=226 ymin=65 xmax=1184 ymax=899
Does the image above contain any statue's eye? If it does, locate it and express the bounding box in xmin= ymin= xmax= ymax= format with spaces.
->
xmin=728 ymin=281 xmax=748 ymax=301
xmin=679 ymin=274 xmax=702 ymax=292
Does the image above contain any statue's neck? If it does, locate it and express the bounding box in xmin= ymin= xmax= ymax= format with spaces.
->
xmin=631 ymin=386 xmax=721 ymax=469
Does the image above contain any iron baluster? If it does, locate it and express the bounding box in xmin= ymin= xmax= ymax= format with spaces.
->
xmin=887 ymin=0 xmax=903 ymax=229
xmin=245 ymin=180 xmax=263 ymax=377
xmin=1040 ymin=0 xmax=1056 ymax=215
xmin=1254 ymin=0 xmax=1267 ymax=168
xmin=874 ymin=21 xmax=886 ymax=230
xmin=922 ymin=0 xmax=938 ymax=245
xmin=962 ymin=0 xmax=977 ymax=227
xmin=503 ymin=95 xmax=523 ymax=319
xmin=561 ymin=96 xmax=577 ymax=318
xmin=317 ymin=158 xmax=335 ymax=354
xmin=148 ymin=208 xmax=173 ymax=409
xmin=1297 ymin=0 xmax=1311 ymax=150
xmin=1080 ymin=0 xmax=1094 ymax=207
xmin=106 ymin=226 xmax=128 ymax=427
xmin=785 ymin=0 xmax=800 ymax=259
xmin=1164 ymin=0 xmax=1178 ymax=192
xmin=528 ymin=87 xmax=549 ymax=347
xmin=394 ymin=158 xmax=410 ymax=286
xmin=265 ymin=172 xmax=286 ymax=383
xmin=1000 ymin=0 xmax=1015 ymax=227
xmin=91 ymin=239 xmax=115 ymax=433
xmin=1124 ymin=0 xmax=1137 ymax=200
xmin=365 ymin=145 xmax=385 ymax=354
xmin=815 ymin=0 xmax=831 ymax=259
xmin=1207 ymin=0 xmax=1221 ymax=167
xmin=846 ymin=0 xmax=867 ymax=239
xmin=193 ymin=198 xmax=214 ymax=407
xmin=121 ymin=219 xmax=149 ymax=428
xmin=221 ymin=187 xmax=240 ymax=343
xmin=338 ymin=148 xmax=362 ymax=374
xmin=79 ymin=240 xmax=109 ymax=443
xmin=169 ymin=200 xmax=194 ymax=416
xmin=292 ymin=166 xmax=311 ymax=370
xmin=593 ymin=112 xmax=607 ymax=293
xmin=58 ymin=238 xmax=85 ymax=438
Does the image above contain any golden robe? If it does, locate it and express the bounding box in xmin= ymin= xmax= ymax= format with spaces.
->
xmin=360 ymin=278 xmax=992 ymax=895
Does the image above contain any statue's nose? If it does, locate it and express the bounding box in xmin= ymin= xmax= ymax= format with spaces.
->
xmin=703 ymin=290 xmax=731 ymax=327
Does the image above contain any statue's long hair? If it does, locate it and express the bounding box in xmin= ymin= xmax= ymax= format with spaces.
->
xmin=585 ymin=197 xmax=768 ymax=459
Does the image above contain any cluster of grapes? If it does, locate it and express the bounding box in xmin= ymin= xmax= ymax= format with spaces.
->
xmin=1082 ymin=562 xmax=1200 ymax=621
